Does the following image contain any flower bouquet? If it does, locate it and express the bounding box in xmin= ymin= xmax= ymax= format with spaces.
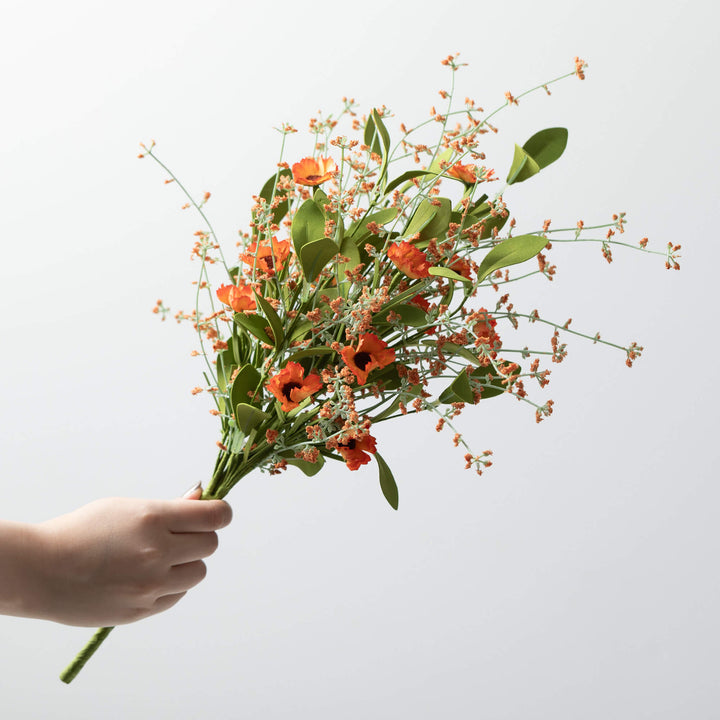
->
xmin=60 ymin=55 xmax=680 ymax=682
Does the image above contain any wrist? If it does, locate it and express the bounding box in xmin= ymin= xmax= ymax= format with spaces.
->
xmin=0 ymin=520 xmax=48 ymax=620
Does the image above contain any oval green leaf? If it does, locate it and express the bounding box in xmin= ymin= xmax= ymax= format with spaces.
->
xmin=477 ymin=234 xmax=548 ymax=283
xmin=522 ymin=127 xmax=568 ymax=170
xmin=291 ymin=198 xmax=326 ymax=254
xmin=428 ymin=266 xmax=472 ymax=284
xmin=230 ymin=365 xmax=262 ymax=410
xmin=375 ymin=452 xmax=398 ymax=510
xmin=253 ymin=292 xmax=285 ymax=348
xmin=235 ymin=402 xmax=270 ymax=434
xmin=234 ymin=312 xmax=273 ymax=345
xmin=299 ymin=237 xmax=339 ymax=282
xmin=506 ymin=144 xmax=541 ymax=185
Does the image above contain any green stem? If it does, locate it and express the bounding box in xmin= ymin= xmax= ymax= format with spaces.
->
xmin=59 ymin=626 xmax=114 ymax=684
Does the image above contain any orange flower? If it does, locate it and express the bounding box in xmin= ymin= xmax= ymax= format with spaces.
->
xmin=337 ymin=433 xmax=377 ymax=471
xmin=448 ymin=254 xmax=473 ymax=280
xmin=387 ymin=241 xmax=431 ymax=279
xmin=267 ymin=361 xmax=323 ymax=412
xmin=292 ymin=156 xmax=337 ymax=186
xmin=341 ymin=332 xmax=395 ymax=385
xmin=240 ymin=237 xmax=291 ymax=277
xmin=447 ymin=161 xmax=477 ymax=184
xmin=216 ymin=282 xmax=257 ymax=313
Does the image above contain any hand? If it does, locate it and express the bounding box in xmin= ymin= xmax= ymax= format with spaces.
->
xmin=20 ymin=488 xmax=232 ymax=627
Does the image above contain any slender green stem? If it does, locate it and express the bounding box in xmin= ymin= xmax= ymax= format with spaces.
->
xmin=60 ymin=626 xmax=114 ymax=684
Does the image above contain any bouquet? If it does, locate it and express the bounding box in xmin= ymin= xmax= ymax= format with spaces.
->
xmin=60 ymin=54 xmax=680 ymax=682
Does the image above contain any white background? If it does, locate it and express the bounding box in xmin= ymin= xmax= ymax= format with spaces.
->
xmin=0 ymin=0 xmax=717 ymax=717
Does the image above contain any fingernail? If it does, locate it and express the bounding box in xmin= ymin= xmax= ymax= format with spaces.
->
xmin=182 ymin=481 xmax=202 ymax=498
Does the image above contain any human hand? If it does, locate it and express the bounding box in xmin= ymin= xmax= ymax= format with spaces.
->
xmin=21 ymin=486 xmax=232 ymax=627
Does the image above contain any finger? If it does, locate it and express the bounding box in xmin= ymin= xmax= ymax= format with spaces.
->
xmin=167 ymin=530 xmax=219 ymax=565
xmin=161 ymin=560 xmax=208 ymax=595
xmin=150 ymin=591 xmax=187 ymax=616
xmin=182 ymin=482 xmax=203 ymax=499
xmin=165 ymin=498 xmax=233 ymax=533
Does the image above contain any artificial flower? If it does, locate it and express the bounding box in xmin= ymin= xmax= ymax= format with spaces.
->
xmin=447 ymin=161 xmax=477 ymax=184
xmin=337 ymin=433 xmax=377 ymax=471
xmin=341 ymin=332 xmax=396 ymax=385
xmin=387 ymin=241 xmax=431 ymax=279
xmin=216 ymin=282 xmax=257 ymax=313
xmin=240 ymin=237 xmax=291 ymax=277
xmin=267 ymin=361 xmax=323 ymax=412
xmin=292 ymin=156 xmax=337 ymax=186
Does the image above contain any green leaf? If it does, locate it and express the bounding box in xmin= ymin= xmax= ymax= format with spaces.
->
xmin=287 ymin=319 xmax=314 ymax=345
xmin=253 ymin=292 xmax=285 ymax=348
xmin=235 ymin=403 xmax=269 ymax=434
xmin=364 ymin=109 xmax=391 ymax=158
xmin=216 ymin=349 xmax=236 ymax=394
xmin=404 ymin=199 xmax=438 ymax=238
xmin=506 ymin=128 xmax=569 ymax=186
xmin=422 ymin=340 xmax=482 ymax=367
xmin=522 ymin=127 xmax=568 ymax=170
xmin=439 ymin=370 xmax=474 ymax=404
xmin=438 ymin=363 xmax=515 ymax=404
xmin=338 ymin=230 xmax=361 ymax=271
xmin=426 ymin=148 xmax=454 ymax=175
xmin=428 ymin=266 xmax=472 ymax=284
xmin=285 ymin=346 xmax=334 ymax=363
xmin=234 ymin=312 xmax=273 ymax=345
xmin=230 ymin=365 xmax=262 ymax=410
xmin=348 ymin=207 xmax=399 ymax=237
xmin=257 ymin=168 xmax=293 ymax=228
xmin=281 ymin=451 xmax=325 ymax=477
xmin=476 ymin=234 xmax=548 ymax=283
xmin=384 ymin=169 xmax=437 ymax=196
xmin=374 ymin=302 xmax=428 ymax=327
xmin=291 ymin=198 xmax=326 ymax=254
xmin=506 ymin=144 xmax=541 ymax=185
xmin=313 ymin=186 xmax=330 ymax=212
xmin=467 ymin=202 xmax=509 ymax=240
xmin=364 ymin=110 xmax=391 ymax=191
xmin=417 ymin=197 xmax=451 ymax=243
xmin=299 ymin=237 xmax=338 ymax=282
xmin=375 ymin=452 xmax=398 ymax=510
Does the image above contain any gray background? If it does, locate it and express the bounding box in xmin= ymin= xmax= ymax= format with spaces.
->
xmin=1 ymin=0 xmax=717 ymax=717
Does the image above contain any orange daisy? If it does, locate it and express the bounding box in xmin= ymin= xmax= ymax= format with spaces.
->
xmin=341 ymin=332 xmax=395 ymax=385
xmin=337 ymin=433 xmax=377 ymax=471
xmin=447 ymin=161 xmax=477 ymax=184
xmin=240 ymin=237 xmax=291 ymax=277
xmin=387 ymin=241 xmax=431 ymax=279
xmin=291 ymin=156 xmax=337 ymax=186
xmin=267 ymin=361 xmax=323 ymax=412
xmin=216 ymin=282 xmax=257 ymax=313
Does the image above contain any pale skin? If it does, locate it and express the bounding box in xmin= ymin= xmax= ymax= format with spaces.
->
xmin=0 ymin=485 xmax=232 ymax=627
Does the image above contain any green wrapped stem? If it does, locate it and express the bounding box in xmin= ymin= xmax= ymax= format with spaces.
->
xmin=60 ymin=626 xmax=114 ymax=684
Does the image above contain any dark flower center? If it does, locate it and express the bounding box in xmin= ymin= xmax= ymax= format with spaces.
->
xmin=281 ymin=381 xmax=302 ymax=399
xmin=353 ymin=351 xmax=372 ymax=371
xmin=306 ymin=174 xmax=321 ymax=182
